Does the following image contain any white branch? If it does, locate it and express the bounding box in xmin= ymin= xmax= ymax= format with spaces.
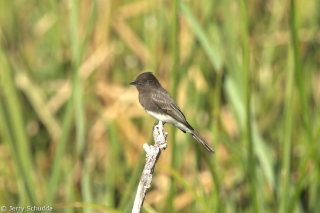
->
xmin=132 ymin=121 xmax=168 ymax=213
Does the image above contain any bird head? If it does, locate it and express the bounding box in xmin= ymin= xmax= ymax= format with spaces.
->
xmin=129 ymin=72 xmax=160 ymax=90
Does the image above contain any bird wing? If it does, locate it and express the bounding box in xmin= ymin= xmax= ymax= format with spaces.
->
xmin=151 ymin=89 xmax=194 ymax=130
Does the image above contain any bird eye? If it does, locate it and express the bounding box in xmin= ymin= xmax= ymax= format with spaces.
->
xmin=142 ymin=79 xmax=147 ymax=83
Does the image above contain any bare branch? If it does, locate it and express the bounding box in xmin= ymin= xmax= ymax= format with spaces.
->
xmin=132 ymin=121 xmax=168 ymax=213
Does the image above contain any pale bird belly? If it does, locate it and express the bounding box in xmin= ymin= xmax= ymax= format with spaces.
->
xmin=145 ymin=110 xmax=192 ymax=133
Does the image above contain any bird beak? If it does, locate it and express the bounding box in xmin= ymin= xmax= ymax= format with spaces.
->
xmin=129 ymin=81 xmax=136 ymax=85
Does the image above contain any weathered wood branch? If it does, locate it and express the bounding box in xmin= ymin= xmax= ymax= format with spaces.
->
xmin=132 ymin=121 xmax=168 ymax=213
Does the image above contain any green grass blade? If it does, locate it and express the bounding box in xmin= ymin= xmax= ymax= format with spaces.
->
xmin=180 ymin=2 xmax=222 ymax=71
xmin=288 ymin=0 xmax=319 ymax=211
xmin=69 ymin=0 xmax=92 ymax=210
xmin=279 ymin=45 xmax=295 ymax=213
xmin=167 ymin=0 xmax=180 ymax=212
xmin=45 ymin=100 xmax=73 ymax=205
xmin=239 ymin=0 xmax=259 ymax=212
xmin=0 ymin=52 xmax=37 ymax=205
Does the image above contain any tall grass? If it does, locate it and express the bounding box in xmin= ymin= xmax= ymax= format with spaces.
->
xmin=0 ymin=0 xmax=319 ymax=212
xmin=168 ymin=0 xmax=179 ymax=212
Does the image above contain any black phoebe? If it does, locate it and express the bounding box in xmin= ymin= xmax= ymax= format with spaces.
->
xmin=130 ymin=72 xmax=214 ymax=154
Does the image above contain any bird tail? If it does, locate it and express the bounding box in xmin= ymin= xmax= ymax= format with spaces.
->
xmin=191 ymin=130 xmax=215 ymax=154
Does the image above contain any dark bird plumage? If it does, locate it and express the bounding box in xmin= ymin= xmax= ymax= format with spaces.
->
xmin=130 ymin=72 xmax=214 ymax=154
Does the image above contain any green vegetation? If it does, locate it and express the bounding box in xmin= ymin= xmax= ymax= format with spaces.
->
xmin=0 ymin=0 xmax=319 ymax=212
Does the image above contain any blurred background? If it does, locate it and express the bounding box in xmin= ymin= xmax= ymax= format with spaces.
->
xmin=0 ymin=0 xmax=319 ymax=212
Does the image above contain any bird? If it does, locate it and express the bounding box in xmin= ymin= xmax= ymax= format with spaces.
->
xmin=129 ymin=72 xmax=214 ymax=154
